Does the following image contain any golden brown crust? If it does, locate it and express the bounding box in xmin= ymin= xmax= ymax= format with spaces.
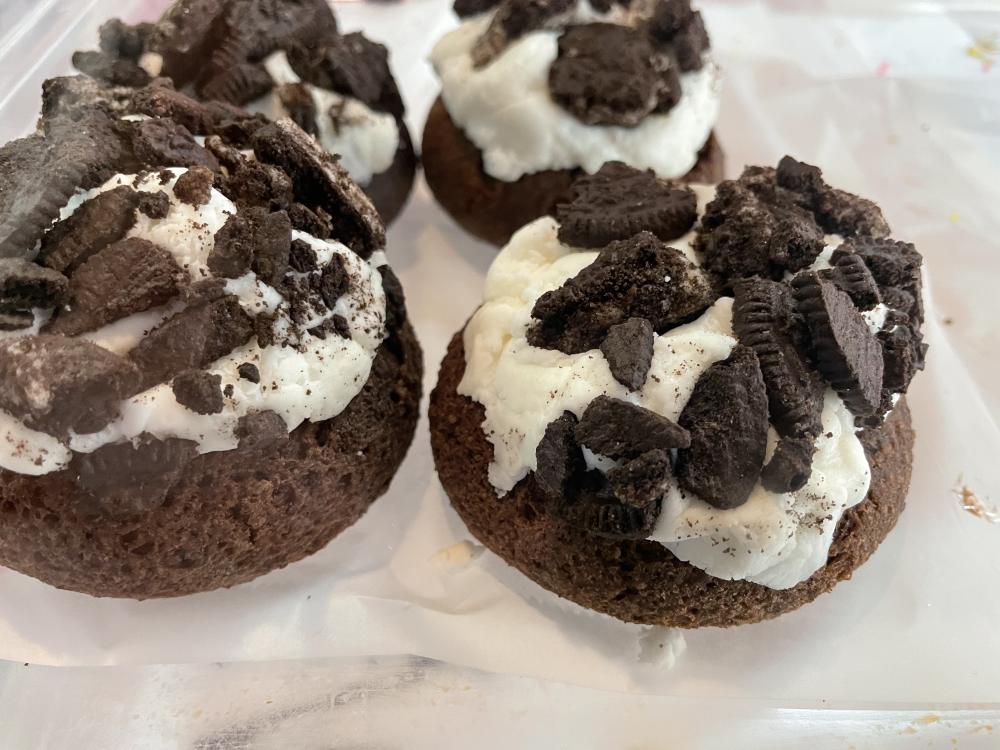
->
xmin=429 ymin=331 xmax=913 ymax=627
xmin=0 ymin=322 xmax=423 ymax=599
xmin=363 ymin=119 xmax=419 ymax=227
xmin=421 ymin=96 xmax=725 ymax=247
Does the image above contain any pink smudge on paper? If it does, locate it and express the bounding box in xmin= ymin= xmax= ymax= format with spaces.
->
xmin=875 ymin=61 xmax=891 ymax=77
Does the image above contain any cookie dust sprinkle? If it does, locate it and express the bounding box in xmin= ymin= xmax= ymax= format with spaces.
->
xmin=953 ymin=478 xmax=999 ymax=523
xmin=430 ymin=540 xmax=484 ymax=569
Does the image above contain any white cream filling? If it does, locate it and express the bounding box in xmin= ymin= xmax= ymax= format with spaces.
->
xmin=458 ymin=187 xmax=881 ymax=589
xmin=0 ymin=168 xmax=387 ymax=473
xmin=429 ymin=11 xmax=721 ymax=182
xmin=247 ymin=51 xmax=400 ymax=186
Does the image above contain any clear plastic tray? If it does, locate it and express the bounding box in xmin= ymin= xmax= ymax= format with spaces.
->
xmin=0 ymin=0 xmax=999 ymax=746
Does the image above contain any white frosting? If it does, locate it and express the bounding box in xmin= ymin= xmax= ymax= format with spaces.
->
xmin=0 ymin=168 xmax=387 ymax=474
xmin=248 ymin=51 xmax=400 ymax=185
xmin=458 ymin=189 xmax=878 ymax=589
xmin=429 ymin=11 xmax=721 ymax=182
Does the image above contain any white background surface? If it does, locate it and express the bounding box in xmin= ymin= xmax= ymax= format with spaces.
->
xmin=0 ymin=0 xmax=998 ymax=746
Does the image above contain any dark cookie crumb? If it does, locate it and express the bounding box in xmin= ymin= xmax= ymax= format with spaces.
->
xmin=576 ymin=395 xmax=690 ymax=460
xmin=172 ymin=369 xmax=224 ymax=414
xmin=237 ymin=362 xmax=260 ymax=383
xmin=792 ymin=272 xmax=884 ymax=418
xmin=818 ymin=251 xmax=881 ymax=311
xmin=676 ymin=345 xmax=769 ymax=509
xmin=556 ymin=161 xmax=697 ymax=249
xmin=534 ymin=411 xmax=586 ymax=499
xmin=0 ymin=258 xmax=68 ymax=314
xmin=172 ymin=165 xmax=215 ymax=207
xmin=235 ymin=410 xmax=288 ymax=451
xmin=289 ymin=238 xmax=319 ymax=273
xmin=38 ymin=185 xmax=140 ymax=274
xmin=836 ymin=237 xmax=923 ymax=325
xmin=136 ymin=190 xmax=171 ymax=219
xmin=600 ymin=317 xmax=655 ymax=391
xmin=198 ymin=63 xmax=274 ymax=106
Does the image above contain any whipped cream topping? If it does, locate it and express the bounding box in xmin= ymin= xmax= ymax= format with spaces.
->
xmin=0 ymin=168 xmax=387 ymax=476
xmin=429 ymin=9 xmax=721 ymax=182
xmin=248 ymin=51 xmax=400 ymax=186
xmin=458 ymin=186 xmax=880 ymax=589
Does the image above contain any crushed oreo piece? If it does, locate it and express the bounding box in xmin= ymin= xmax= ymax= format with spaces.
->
xmin=237 ymin=362 xmax=260 ymax=383
xmin=879 ymin=320 xmax=927 ymax=396
xmin=235 ymin=410 xmax=288 ymax=451
xmin=556 ymin=162 xmax=697 ymax=248
xmin=836 ymin=237 xmax=923 ymax=325
xmin=648 ymin=0 xmax=694 ymax=41
xmin=207 ymin=215 xmax=249 ymax=278
xmin=47 ymin=238 xmax=184 ymax=337
xmin=223 ymin=159 xmax=294 ymax=211
xmin=549 ymin=24 xmax=672 ymax=128
xmin=696 ymin=168 xmax=825 ymax=289
xmin=40 ymin=75 xmax=134 ymax=121
xmin=534 ymin=411 xmax=586 ymax=498
xmin=529 ymin=232 xmax=713 ymax=353
xmin=287 ymin=202 xmax=333 ymax=239
xmin=254 ymin=311 xmax=278 ymax=348
xmin=607 ymin=448 xmax=672 ymax=509
xmin=172 ymin=166 xmax=215 ymax=206
xmin=72 ymin=435 xmax=198 ymax=516
xmin=0 ymin=259 xmax=68 ymax=313
xmin=136 ymin=190 xmax=171 ymax=219
xmin=576 ymin=395 xmax=690 ymax=459
xmin=129 ymin=295 xmax=254 ymax=389
xmin=307 ymin=314 xmax=350 ymax=340
xmin=775 ymin=155 xmax=824 ymax=194
xmin=671 ymin=11 xmax=710 ymax=72
xmin=72 ymin=49 xmax=150 ymax=87
xmin=760 ymin=435 xmax=815 ymax=494
xmin=1 ymin=109 xmax=123 ymax=259
xmin=378 ymin=265 xmax=407 ymax=330
xmin=182 ymin=277 xmax=227 ymax=305
xmin=454 ymin=0 xmax=501 ymax=15
xmin=172 ymin=369 xmax=224 ymax=414
xmin=289 ymin=238 xmax=318 ymax=273
xmin=127 ymin=117 xmax=219 ymax=172
xmin=97 ymin=18 xmax=152 ymax=60
xmin=251 ymin=119 xmax=385 ymax=257
xmin=559 ymin=471 xmax=662 ymax=539
xmin=792 ymin=272 xmax=884 ymax=417
xmin=38 ymin=185 xmax=140 ymax=274
xmin=676 ymin=345 xmax=769 ymax=509
xmin=818 ymin=251 xmax=881 ymax=311
xmin=318 ymin=253 xmax=349 ymax=308
xmin=209 ymin=207 xmax=291 ymax=284
xmin=276 ymin=83 xmax=318 ymax=136
xmin=472 ymin=0 xmax=574 ymax=67
xmin=600 ymin=317 xmax=655 ymax=391
xmin=0 ymin=335 xmax=140 ymax=435
xmin=816 ymin=187 xmax=890 ymax=239
xmin=288 ymin=32 xmax=403 ymax=119
xmin=0 ymin=311 xmax=34 ymax=331
xmin=198 ymin=62 xmax=274 ymax=106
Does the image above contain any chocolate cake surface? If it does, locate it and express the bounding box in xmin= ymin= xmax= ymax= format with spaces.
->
xmin=429 ymin=157 xmax=926 ymax=625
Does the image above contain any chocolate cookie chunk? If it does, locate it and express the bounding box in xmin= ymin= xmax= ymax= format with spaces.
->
xmin=126 ymin=118 xmax=220 ymax=172
xmin=600 ymin=317 xmax=655 ymax=391
xmin=221 ymin=157 xmax=295 ymax=211
xmin=556 ymin=162 xmax=698 ymax=249
xmin=670 ymin=11 xmax=711 ymax=73
xmin=235 ymin=410 xmax=289 ymax=451
xmin=696 ymin=169 xmax=825 ymax=290
xmin=98 ymin=18 xmax=153 ymax=61
xmin=72 ymin=435 xmax=199 ymax=516
xmin=676 ymin=345 xmax=769 ymax=509
xmin=72 ymin=49 xmax=150 ymax=87
xmin=288 ymin=238 xmax=318 ymax=273
xmin=0 ymin=335 xmax=140 ymax=436
xmin=529 ymin=232 xmax=713 ymax=353
xmin=454 ymin=0 xmax=502 ymax=15
xmin=237 ymin=362 xmax=261 ymax=382
xmin=732 ymin=277 xmax=824 ymax=493
xmin=173 ymin=166 xmax=215 ymax=206
xmin=209 ymin=207 xmax=291 ymax=285
xmin=548 ymin=24 xmax=675 ymax=128
xmin=47 ymin=238 xmax=185 ymax=337
xmin=251 ymin=119 xmax=385 ymax=257
xmin=534 ymin=411 xmax=586 ymax=499
xmin=792 ymin=272 xmax=884 ymax=417
xmin=172 ymin=369 xmax=224 ymax=414
xmin=472 ymin=0 xmax=574 ymax=67
xmin=648 ymin=0 xmax=695 ymax=41
xmin=0 ymin=110 xmax=120 ymax=259
xmin=199 ymin=62 xmax=274 ymax=106
xmin=378 ymin=265 xmax=407 ymax=330
xmin=560 ymin=482 xmax=662 ymax=539
xmin=835 ymin=237 xmax=923 ymax=325
xmin=0 ymin=259 xmax=68 ymax=314
xmin=815 ymin=187 xmax=890 ymax=239
xmin=606 ymin=448 xmax=672 ymax=509
xmin=879 ymin=315 xmax=927 ymax=396
xmin=0 ymin=312 xmax=34 ymax=331
xmin=818 ymin=251 xmax=881 ymax=311
xmin=288 ymin=33 xmax=404 ymax=119
xmin=576 ymin=395 xmax=690 ymax=459
xmin=129 ymin=295 xmax=254 ymax=389
xmin=38 ymin=186 xmax=140 ymax=274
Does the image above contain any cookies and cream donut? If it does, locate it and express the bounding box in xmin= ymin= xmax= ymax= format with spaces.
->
xmin=430 ymin=157 xmax=926 ymax=626
xmin=0 ymin=88 xmax=421 ymax=598
xmin=422 ymin=0 xmax=724 ymax=245
xmin=70 ymin=0 xmax=417 ymax=224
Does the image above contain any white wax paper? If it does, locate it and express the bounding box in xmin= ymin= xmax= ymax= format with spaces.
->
xmin=0 ymin=0 xmax=998 ymax=720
